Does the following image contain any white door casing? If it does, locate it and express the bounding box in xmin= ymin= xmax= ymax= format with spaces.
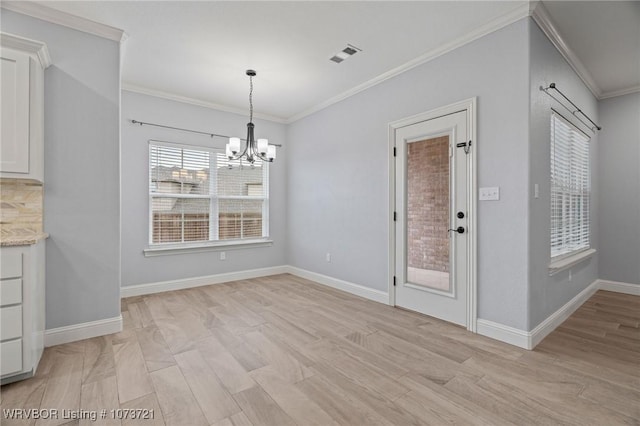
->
xmin=388 ymin=98 xmax=477 ymax=331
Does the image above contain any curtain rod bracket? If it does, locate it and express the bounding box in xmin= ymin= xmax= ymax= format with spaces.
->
xmin=540 ymin=83 xmax=601 ymax=132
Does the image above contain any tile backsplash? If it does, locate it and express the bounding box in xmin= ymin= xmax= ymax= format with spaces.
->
xmin=0 ymin=178 xmax=43 ymax=237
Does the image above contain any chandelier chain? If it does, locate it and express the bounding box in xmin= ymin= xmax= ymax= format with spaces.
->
xmin=249 ymin=75 xmax=254 ymax=123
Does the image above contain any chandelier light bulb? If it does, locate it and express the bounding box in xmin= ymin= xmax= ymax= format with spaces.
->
xmin=267 ymin=145 xmax=276 ymax=160
xmin=229 ymin=137 xmax=241 ymax=154
xmin=257 ymin=138 xmax=268 ymax=154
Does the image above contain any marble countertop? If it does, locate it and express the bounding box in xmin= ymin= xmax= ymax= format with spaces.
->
xmin=0 ymin=232 xmax=49 ymax=247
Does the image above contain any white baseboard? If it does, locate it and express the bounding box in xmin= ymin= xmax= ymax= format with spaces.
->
xmin=120 ymin=264 xmax=389 ymax=305
xmin=120 ymin=265 xmax=289 ymax=298
xmin=476 ymin=319 xmax=530 ymax=349
xmin=597 ymin=279 xmax=640 ymax=295
xmin=285 ymin=266 xmax=389 ymax=305
xmin=45 ymin=315 xmax=123 ymax=347
xmin=477 ymin=279 xmax=600 ymax=350
xmin=528 ymin=279 xmax=600 ymax=348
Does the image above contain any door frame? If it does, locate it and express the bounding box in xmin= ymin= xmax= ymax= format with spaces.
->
xmin=388 ymin=98 xmax=477 ymax=332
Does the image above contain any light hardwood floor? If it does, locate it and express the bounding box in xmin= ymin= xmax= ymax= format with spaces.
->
xmin=1 ymin=274 xmax=639 ymax=425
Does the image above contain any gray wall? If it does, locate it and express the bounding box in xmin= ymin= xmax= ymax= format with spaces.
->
xmin=598 ymin=92 xmax=640 ymax=285
xmin=287 ymin=19 xmax=531 ymax=329
xmin=121 ymin=91 xmax=287 ymax=287
xmin=2 ymin=11 xmax=121 ymax=329
xmin=528 ymin=21 xmax=599 ymax=329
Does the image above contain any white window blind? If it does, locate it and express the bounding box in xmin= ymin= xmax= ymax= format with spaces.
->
xmin=149 ymin=142 xmax=268 ymax=245
xmin=216 ymin=152 xmax=269 ymax=241
xmin=550 ymin=113 xmax=590 ymax=259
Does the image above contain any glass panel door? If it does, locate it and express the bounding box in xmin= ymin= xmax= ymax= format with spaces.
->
xmin=406 ymin=135 xmax=451 ymax=293
xmin=394 ymin=109 xmax=469 ymax=327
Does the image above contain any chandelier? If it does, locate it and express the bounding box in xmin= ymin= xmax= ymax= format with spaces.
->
xmin=226 ymin=70 xmax=275 ymax=163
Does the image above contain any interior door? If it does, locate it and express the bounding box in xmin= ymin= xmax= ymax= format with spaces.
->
xmin=394 ymin=110 xmax=469 ymax=326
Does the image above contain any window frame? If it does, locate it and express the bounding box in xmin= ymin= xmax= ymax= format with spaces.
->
xmin=548 ymin=112 xmax=594 ymax=273
xmin=145 ymin=140 xmax=272 ymax=256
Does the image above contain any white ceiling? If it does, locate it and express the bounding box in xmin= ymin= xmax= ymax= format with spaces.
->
xmin=33 ymin=1 xmax=640 ymax=121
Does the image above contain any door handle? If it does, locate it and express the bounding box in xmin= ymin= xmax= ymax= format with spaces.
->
xmin=448 ymin=226 xmax=465 ymax=234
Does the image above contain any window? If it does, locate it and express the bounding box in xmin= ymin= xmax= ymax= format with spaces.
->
xmin=149 ymin=141 xmax=268 ymax=246
xmin=550 ymin=113 xmax=590 ymax=259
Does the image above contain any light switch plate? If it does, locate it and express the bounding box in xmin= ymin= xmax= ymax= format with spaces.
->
xmin=479 ymin=186 xmax=500 ymax=201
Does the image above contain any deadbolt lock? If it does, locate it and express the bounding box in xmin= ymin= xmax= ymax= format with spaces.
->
xmin=457 ymin=211 xmax=465 ymax=219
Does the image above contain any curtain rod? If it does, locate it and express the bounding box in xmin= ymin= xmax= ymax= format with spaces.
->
xmin=540 ymin=83 xmax=601 ymax=132
xmin=551 ymin=108 xmax=591 ymax=139
xmin=129 ymin=119 xmax=282 ymax=147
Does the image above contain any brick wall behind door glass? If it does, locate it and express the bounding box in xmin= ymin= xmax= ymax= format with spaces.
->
xmin=407 ymin=136 xmax=450 ymax=272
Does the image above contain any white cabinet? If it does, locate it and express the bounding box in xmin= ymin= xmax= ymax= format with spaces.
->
xmin=0 ymin=241 xmax=45 ymax=383
xmin=0 ymin=33 xmax=50 ymax=182
xmin=0 ymin=49 xmax=30 ymax=174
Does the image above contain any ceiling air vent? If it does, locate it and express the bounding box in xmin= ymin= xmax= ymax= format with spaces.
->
xmin=342 ymin=46 xmax=358 ymax=55
xmin=330 ymin=44 xmax=362 ymax=64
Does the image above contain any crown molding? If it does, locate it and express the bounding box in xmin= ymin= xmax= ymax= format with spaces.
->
xmin=530 ymin=2 xmax=602 ymax=99
xmin=14 ymin=0 xmax=630 ymax=121
xmin=1 ymin=1 xmax=127 ymax=43
xmin=0 ymin=32 xmax=51 ymax=68
xmin=598 ymin=85 xmax=640 ymax=100
xmin=286 ymin=2 xmax=531 ymax=123
xmin=121 ymin=83 xmax=288 ymax=124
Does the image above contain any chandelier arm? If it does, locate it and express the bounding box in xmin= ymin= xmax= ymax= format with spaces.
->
xmin=227 ymin=135 xmax=250 ymax=161
xmin=228 ymin=139 xmax=271 ymax=163
xmin=228 ymin=142 xmax=249 ymax=160
xmin=228 ymin=147 xmax=270 ymax=163
xmin=250 ymin=143 xmax=272 ymax=162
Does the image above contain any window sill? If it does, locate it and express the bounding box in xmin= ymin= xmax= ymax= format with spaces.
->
xmin=143 ymin=238 xmax=273 ymax=257
xmin=548 ymin=248 xmax=596 ymax=276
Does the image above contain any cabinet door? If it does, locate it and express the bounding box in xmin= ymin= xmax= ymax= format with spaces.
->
xmin=0 ymin=305 xmax=22 ymax=341
xmin=0 ymin=279 xmax=22 ymax=307
xmin=0 ymin=339 xmax=22 ymax=376
xmin=0 ymin=252 xmax=22 ymax=279
xmin=1 ymin=49 xmax=30 ymax=174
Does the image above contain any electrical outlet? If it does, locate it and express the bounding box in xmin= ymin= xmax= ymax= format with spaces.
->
xmin=479 ymin=186 xmax=500 ymax=201
xmin=326 ymin=253 xmax=331 ymax=263
xmin=220 ymin=251 xmax=226 ymax=261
